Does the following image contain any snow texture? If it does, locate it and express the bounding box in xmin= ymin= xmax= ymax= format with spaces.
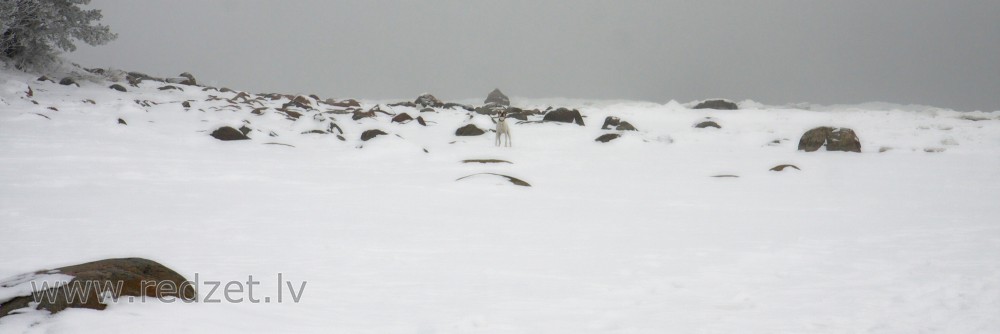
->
xmin=1 ymin=65 xmax=999 ymax=333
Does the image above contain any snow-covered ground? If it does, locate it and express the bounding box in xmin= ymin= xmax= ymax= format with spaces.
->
xmin=1 ymin=66 xmax=999 ymax=333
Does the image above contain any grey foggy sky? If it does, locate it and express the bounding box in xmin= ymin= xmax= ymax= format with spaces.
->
xmin=66 ymin=0 xmax=999 ymax=111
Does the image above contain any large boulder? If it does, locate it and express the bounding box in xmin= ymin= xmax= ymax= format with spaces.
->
xmin=210 ymin=126 xmax=250 ymax=141
xmin=329 ymin=99 xmax=361 ymax=108
xmin=414 ymin=93 xmax=443 ymax=108
xmin=455 ymin=124 xmax=486 ymax=136
xmin=543 ymin=108 xmax=585 ymax=126
xmin=797 ymin=127 xmax=861 ymax=153
xmin=0 ymin=258 xmax=195 ymax=318
xmin=484 ymin=88 xmax=510 ymax=107
xmin=693 ymin=99 xmax=738 ymax=110
xmin=179 ymin=72 xmax=197 ymax=85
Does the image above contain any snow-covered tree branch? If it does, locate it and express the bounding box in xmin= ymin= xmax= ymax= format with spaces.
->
xmin=0 ymin=0 xmax=116 ymax=70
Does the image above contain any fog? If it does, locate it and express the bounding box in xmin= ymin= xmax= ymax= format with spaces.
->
xmin=66 ymin=0 xmax=999 ymax=111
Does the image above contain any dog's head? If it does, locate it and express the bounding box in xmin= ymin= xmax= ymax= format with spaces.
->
xmin=498 ymin=110 xmax=507 ymax=122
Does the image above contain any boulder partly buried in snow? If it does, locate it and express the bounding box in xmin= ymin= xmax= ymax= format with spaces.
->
xmin=391 ymin=113 xmax=414 ymax=123
xmin=456 ymin=173 xmax=531 ymax=187
xmin=543 ymin=108 xmax=585 ymax=126
xmin=693 ymin=99 xmax=738 ymax=110
xmin=414 ymin=93 xmax=443 ymax=108
xmin=210 ymin=126 xmax=250 ymax=141
xmin=695 ymin=120 xmax=722 ymax=129
xmin=769 ymin=164 xmax=801 ymax=172
xmin=595 ymin=133 xmax=621 ymax=143
xmin=455 ymin=124 xmax=486 ymax=136
xmin=0 ymin=258 xmax=195 ymax=318
xmin=361 ymin=129 xmax=388 ymax=141
xmin=797 ymin=127 xmax=861 ymax=153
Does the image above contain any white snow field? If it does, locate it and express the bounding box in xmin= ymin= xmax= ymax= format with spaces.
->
xmin=1 ymin=67 xmax=999 ymax=333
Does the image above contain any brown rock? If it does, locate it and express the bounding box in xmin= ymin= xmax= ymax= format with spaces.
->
xmin=595 ymin=133 xmax=621 ymax=143
xmin=391 ymin=113 xmax=413 ymax=123
xmin=361 ymin=129 xmax=388 ymax=141
xmin=769 ymin=164 xmax=801 ymax=171
xmin=693 ymin=99 xmax=738 ymax=110
xmin=0 ymin=258 xmax=195 ymax=318
xmin=695 ymin=121 xmax=721 ymax=129
xmin=455 ymin=124 xmax=486 ymax=136
xmin=797 ymin=127 xmax=861 ymax=153
xmin=543 ymin=108 xmax=585 ymax=126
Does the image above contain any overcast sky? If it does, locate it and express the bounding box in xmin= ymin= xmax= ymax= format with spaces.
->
xmin=66 ymin=0 xmax=999 ymax=111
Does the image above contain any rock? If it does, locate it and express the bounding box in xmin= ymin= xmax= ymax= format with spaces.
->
xmin=158 ymin=85 xmax=182 ymax=91
xmin=282 ymin=96 xmax=312 ymax=110
xmin=462 ymin=159 xmax=512 ymax=164
xmin=617 ymin=121 xmax=637 ymax=131
xmin=391 ymin=113 xmax=413 ymax=123
xmin=301 ymin=130 xmax=327 ymax=135
xmin=455 ymin=124 xmax=486 ymax=136
xmin=595 ymin=133 xmax=621 ymax=143
xmin=179 ymin=72 xmax=197 ymax=85
xmin=59 ymin=77 xmax=78 ymax=87
xmin=443 ymin=102 xmax=474 ymax=111
xmin=797 ymin=127 xmax=861 ymax=153
xmin=210 ymin=126 xmax=250 ymax=141
xmin=352 ymin=110 xmax=376 ymax=121
xmin=182 ymin=101 xmax=191 ymax=108
xmin=328 ymin=122 xmax=344 ymax=134
xmin=601 ymin=116 xmax=621 ymax=130
xmin=416 ymin=116 xmax=427 ymax=126
xmin=292 ymin=95 xmax=312 ymax=107
xmin=277 ymin=109 xmax=302 ymax=120
xmin=711 ymin=174 xmax=740 ymax=178
xmin=420 ymin=107 xmax=435 ymax=113
xmin=484 ymin=88 xmax=510 ymax=107
xmin=475 ymin=105 xmax=506 ymax=115
xmin=414 ymin=93 xmax=443 ymax=108
xmin=769 ymin=164 xmax=800 ymax=172
xmin=37 ymin=75 xmax=54 ymax=83
xmin=693 ymin=99 xmax=738 ymax=110
xmin=600 ymin=117 xmax=637 ymax=131
xmin=456 ymin=173 xmax=531 ymax=187
xmin=924 ymin=147 xmax=946 ymax=153
xmin=508 ymin=112 xmax=528 ymax=121
xmin=878 ymin=146 xmax=893 ymax=153
xmin=0 ymin=258 xmax=195 ymax=318
xmin=108 ymin=84 xmax=127 ymax=92
xmin=239 ymin=125 xmax=252 ymax=135
xmin=695 ymin=121 xmax=721 ymax=129
xmin=543 ymin=108 xmax=585 ymax=126
xmin=361 ymin=129 xmax=388 ymax=141
xmin=117 ymin=118 xmax=127 ymax=125
xmin=388 ymin=101 xmax=417 ymax=108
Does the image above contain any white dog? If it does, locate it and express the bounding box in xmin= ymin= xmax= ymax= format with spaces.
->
xmin=495 ymin=110 xmax=511 ymax=147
